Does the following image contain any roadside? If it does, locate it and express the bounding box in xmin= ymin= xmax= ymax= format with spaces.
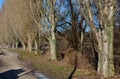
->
xmin=13 ymin=50 xmax=120 ymax=79
xmin=15 ymin=50 xmax=95 ymax=79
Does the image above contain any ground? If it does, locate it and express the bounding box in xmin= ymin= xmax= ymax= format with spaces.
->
xmin=0 ymin=49 xmax=37 ymax=79
xmin=0 ymin=49 xmax=120 ymax=79
xmin=14 ymin=50 xmax=97 ymax=79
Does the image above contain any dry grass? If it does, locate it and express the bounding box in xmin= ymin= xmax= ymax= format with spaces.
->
xmin=12 ymin=50 xmax=97 ymax=79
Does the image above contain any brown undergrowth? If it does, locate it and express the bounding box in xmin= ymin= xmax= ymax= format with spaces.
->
xmin=12 ymin=49 xmax=98 ymax=79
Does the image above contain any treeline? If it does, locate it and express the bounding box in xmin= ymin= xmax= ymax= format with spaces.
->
xmin=0 ymin=0 xmax=119 ymax=78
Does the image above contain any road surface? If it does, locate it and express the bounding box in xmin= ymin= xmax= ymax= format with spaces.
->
xmin=0 ymin=49 xmax=36 ymax=79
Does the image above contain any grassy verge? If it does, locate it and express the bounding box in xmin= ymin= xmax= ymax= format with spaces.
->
xmin=13 ymin=50 xmax=94 ymax=79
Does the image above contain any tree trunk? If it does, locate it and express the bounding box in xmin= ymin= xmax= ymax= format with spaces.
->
xmin=8 ymin=44 xmax=11 ymax=49
xmin=97 ymin=27 xmax=114 ymax=77
xmin=49 ymin=27 xmax=57 ymax=60
xmin=12 ymin=43 xmax=15 ymax=49
xmin=69 ymin=0 xmax=79 ymax=51
xmin=15 ymin=42 xmax=18 ymax=49
xmin=27 ymin=35 xmax=32 ymax=52
xmin=37 ymin=32 xmax=41 ymax=53
xmin=34 ymin=40 xmax=38 ymax=54
xmin=21 ymin=42 xmax=26 ymax=51
xmin=80 ymin=31 xmax=84 ymax=48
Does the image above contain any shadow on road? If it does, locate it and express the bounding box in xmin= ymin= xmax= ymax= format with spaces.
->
xmin=0 ymin=69 xmax=25 ymax=79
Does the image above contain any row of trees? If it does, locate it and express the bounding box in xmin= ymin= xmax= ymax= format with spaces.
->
xmin=0 ymin=0 xmax=119 ymax=77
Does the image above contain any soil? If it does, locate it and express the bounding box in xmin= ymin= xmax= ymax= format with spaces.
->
xmin=0 ymin=49 xmax=37 ymax=79
xmin=1 ymin=49 xmax=120 ymax=79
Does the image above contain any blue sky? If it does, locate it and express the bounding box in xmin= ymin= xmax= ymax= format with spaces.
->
xmin=0 ymin=0 xmax=4 ymax=10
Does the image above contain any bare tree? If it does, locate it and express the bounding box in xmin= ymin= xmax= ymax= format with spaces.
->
xmin=25 ymin=0 xmax=57 ymax=59
xmin=78 ymin=0 xmax=116 ymax=77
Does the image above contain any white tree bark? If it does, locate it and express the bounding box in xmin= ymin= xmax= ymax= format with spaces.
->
xmin=27 ymin=35 xmax=32 ymax=52
xmin=21 ymin=42 xmax=26 ymax=51
xmin=15 ymin=42 xmax=18 ymax=49
xmin=49 ymin=26 xmax=57 ymax=60
xmin=34 ymin=40 xmax=38 ymax=55
xmin=12 ymin=43 xmax=15 ymax=49
xmin=97 ymin=27 xmax=114 ymax=77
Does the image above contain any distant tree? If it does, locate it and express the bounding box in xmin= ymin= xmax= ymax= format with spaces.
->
xmin=0 ymin=0 xmax=36 ymax=51
xmin=25 ymin=0 xmax=57 ymax=59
